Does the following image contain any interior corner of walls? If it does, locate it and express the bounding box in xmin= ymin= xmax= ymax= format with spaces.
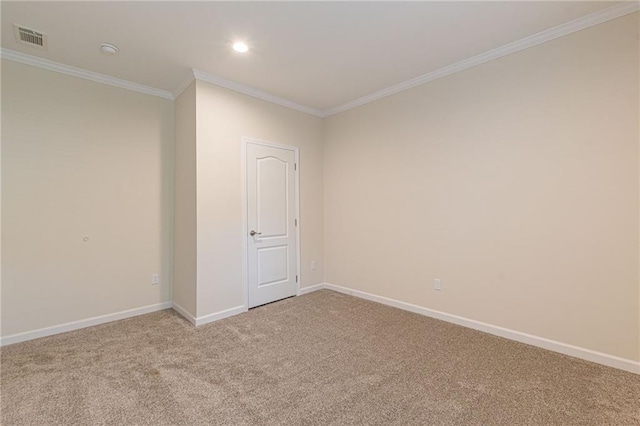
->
xmin=171 ymin=302 xmax=197 ymax=325
xmin=172 ymin=71 xmax=196 ymax=100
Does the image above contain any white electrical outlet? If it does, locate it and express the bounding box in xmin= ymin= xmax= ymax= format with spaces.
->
xmin=311 ymin=261 xmax=317 ymax=271
xmin=434 ymin=279 xmax=442 ymax=291
xmin=152 ymin=274 xmax=159 ymax=285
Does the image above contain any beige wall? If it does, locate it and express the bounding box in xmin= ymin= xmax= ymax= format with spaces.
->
xmin=1 ymin=60 xmax=174 ymax=336
xmin=173 ymin=81 xmax=197 ymax=317
xmin=324 ymin=13 xmax=640 ymax=361
xmin=195 ymin=80 xmax=324 ymax=317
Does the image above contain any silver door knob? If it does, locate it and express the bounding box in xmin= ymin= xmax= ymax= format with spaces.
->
xmin=250 ymin=230 xmax=262 ymax=236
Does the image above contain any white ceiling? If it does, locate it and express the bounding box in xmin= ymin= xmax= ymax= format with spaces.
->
xmin=0 ymin=1 xmax=623 ymax=111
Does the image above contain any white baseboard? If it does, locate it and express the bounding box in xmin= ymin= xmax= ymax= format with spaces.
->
xmin=299 ymin=283 xmax=326 ymax=295
xmin=323 ymin=283 xmax=640 ymax=375
xmin=195 ymin=305 xmax=246 ymax=327
xmin=4 ymin=285 xmax=637 ymax=374
xmin=171 ymin=302 xmax=197 ymax=325
xmin=2 ymin=300 xmax=248 ymax=346
xmin=0 ymin=301 xmax=173 ymax=347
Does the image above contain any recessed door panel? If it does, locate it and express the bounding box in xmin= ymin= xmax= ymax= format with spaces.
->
xmin=257 ymin=157 xmax=288 ymax=238
xmin=257 ymin=245 xmax=289 ymax=287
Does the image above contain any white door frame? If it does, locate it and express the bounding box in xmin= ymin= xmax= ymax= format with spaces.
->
xmin=241 ymin=137 xmax=301 ymax=311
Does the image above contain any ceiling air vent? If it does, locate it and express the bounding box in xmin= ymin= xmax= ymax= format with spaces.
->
xmin=13 ymin=24 xmax=47 ymax=49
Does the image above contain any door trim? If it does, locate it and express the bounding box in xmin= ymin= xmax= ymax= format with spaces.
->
xmin=241 ymin=137 xmax=301 ymax=311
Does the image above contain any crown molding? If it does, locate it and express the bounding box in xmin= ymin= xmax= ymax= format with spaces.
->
xmin=192 ymin=69 xmax=325 ymax=118
xmin=323 ymin=1 xmax=640 ymax=117
xmin=2 ymin=2 xmax=637 ymax=116
xmin=0 ymin=48 xmax=174 ymax=100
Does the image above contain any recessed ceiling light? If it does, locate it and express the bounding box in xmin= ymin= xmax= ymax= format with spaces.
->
xmin=232 ymin=42 xmax=249 ymax=53
xmin=100 ymin=43 xmax=119 ymax=55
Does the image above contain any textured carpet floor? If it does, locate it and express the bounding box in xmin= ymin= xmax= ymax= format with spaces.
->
xmin=1 ymin=290 xmax=639 ymax=425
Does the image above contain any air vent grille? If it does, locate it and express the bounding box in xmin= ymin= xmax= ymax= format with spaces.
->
xmin=13 ymin=24 xmax=47 ymax=49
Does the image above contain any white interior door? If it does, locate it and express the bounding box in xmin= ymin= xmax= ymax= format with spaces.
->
xmin=246 ymin=141 xmax=298 ymax=308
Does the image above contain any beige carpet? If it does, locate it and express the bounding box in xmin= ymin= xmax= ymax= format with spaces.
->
xmin=1 ymin=290 xmax=639 ymax=425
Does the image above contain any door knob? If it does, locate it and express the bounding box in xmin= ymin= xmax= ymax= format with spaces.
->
xmin=250 ymin=230 xmax=262 ymax=236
